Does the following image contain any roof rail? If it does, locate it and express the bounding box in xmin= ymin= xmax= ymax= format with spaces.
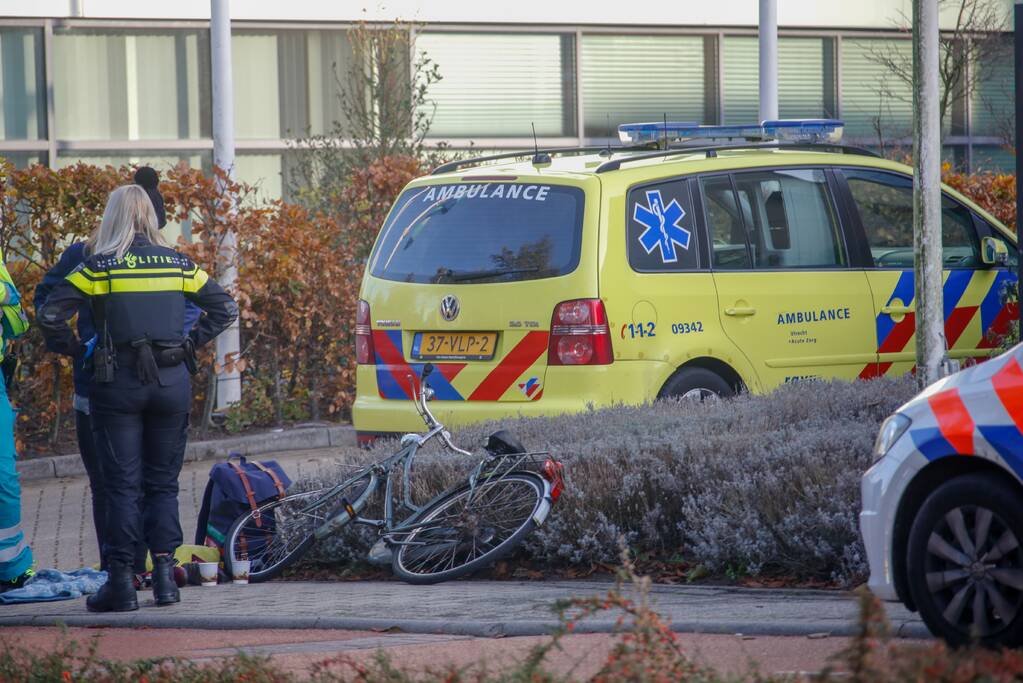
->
xmin=594 ymin=142 xmax=880 ymax=174
xmin=431 ymin=144 xmax=653 ymax=175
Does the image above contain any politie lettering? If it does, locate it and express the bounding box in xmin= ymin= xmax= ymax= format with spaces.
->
xmin=422 ymin=184 xmax=551 ymax=203
xmin=776 ymin=307 xmax=851 ymax=325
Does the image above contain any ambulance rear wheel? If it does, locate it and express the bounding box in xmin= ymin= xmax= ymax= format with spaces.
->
xmin=658 ymin=368 xmax=733 ymax=401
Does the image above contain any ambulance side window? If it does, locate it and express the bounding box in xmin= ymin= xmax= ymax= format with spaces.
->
xmin=700 ymin=175 xmax=752 ymax=270
xmin=627 ymin=179 xmax=701 ymax=272
xmin=731 ymin=168 xmax=845 ymax=269
xmin=844 ymin=169 xmax=981 ymax=269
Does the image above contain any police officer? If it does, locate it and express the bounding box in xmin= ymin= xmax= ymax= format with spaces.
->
xmin=34 ymin=167 xmax=199 ymax=576
xmin=39 ymin=184 xmax=237 ymax=612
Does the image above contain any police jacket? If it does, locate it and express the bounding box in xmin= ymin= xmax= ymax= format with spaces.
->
xmin=34 ymin=241 xmax=202 ymax=394
xmin=38 ymin=235 xmax=237 ymax=360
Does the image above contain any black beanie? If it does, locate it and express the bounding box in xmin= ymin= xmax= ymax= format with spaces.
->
xmin=134 ymin=166 xmax=167 ymax=229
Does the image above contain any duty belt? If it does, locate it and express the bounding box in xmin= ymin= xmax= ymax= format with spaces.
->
xmin=115 ymin=341 xmax=188 ymax=386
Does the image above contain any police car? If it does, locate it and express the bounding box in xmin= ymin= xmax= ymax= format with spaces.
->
xmin=862 ymin=342 xmax=1023 ymax=647
xmin=353 ymin=119 xmax=1019 ymax=440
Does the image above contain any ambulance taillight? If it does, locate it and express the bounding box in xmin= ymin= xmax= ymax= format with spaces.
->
xmin=355 ymin=299 xmax=374 ymax=365
xmin=548 ymin=299 xmax=613 ymax=366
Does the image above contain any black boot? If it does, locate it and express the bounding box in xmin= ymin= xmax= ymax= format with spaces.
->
xmin=87 ymin=561 xmax=139 ymax=613
xmin=152 ymin=554 xmax=180 ymax=606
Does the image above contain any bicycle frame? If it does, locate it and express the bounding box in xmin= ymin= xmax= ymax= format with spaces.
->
xmin=308 ymin=365 xmax=557 ymax=545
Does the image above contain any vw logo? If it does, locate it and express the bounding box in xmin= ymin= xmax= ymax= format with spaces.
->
xmin=440 ymin=295 xmax=460 ymax=321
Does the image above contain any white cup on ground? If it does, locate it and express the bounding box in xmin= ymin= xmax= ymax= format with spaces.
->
xmin=232 ymin=560 xmax=251 ymax=585
xmin=198 ymin=562 xmax=219 ymax=587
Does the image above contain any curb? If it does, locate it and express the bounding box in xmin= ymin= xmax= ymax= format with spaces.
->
xmin=0 ymin=614 xmax=933 ymax=640
xmin=18 ymin=424 xmax=355 ymax=482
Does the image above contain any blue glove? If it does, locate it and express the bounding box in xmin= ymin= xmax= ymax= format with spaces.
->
xmin=2 ymin=283 xmax=19 ymax=306
xmin=83 ymin=335 xmax=97 ymax=360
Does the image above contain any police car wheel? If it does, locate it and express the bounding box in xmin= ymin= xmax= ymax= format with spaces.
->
xmin=657 ymin=368 xmax=733 ymax=402
xmin=906 ymin=472 xmax=1023 ymax=648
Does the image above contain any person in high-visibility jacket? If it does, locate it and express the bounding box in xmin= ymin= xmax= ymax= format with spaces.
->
xmin=34 ymin=167 xmax=199 ymax=577
xmin=0 ymin=254 xmax=33 ymax=592
xmin=38 ymin=184 xmax=237 ymax=611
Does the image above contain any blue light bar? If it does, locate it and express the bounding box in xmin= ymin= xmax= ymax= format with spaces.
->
xmin=618 ymin=122 xmax=764 ymax=144
xmin=761 ymin=119 xmax=844 ymax=143
xmin=617 ymin=118 xmax=845 ymax=145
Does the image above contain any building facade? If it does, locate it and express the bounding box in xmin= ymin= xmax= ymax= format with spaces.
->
xmin=0 ymin=0 xmax=1015 ymax=207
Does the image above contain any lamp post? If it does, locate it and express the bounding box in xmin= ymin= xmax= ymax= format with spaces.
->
xmin=913 ymin=0 xmax=945 ymax=387
xmin=210 ymin=0 xmax=241 ymax=408
xmin=759 ymin=0 xmax=778 ymax=122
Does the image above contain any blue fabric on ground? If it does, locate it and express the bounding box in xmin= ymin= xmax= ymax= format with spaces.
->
xmin=0 ymin=568 xmax=107 ymax=604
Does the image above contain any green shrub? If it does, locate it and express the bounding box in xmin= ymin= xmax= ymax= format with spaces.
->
xmin=297 ymin=377 xmax=917 ymax=586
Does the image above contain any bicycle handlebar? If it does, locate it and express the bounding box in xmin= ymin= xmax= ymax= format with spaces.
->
xmin=407 ymin=365 xmax=474 ymax=458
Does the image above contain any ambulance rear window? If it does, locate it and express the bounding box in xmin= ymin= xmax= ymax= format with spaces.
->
xmin=369 ymin=183 xmax=585 ymax=285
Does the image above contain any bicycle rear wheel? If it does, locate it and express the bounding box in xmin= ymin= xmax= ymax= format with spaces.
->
xmin=224 ymin=474 xmax=372 ymax=583
xmin=391 ymin=471 xmax=547 ymax=585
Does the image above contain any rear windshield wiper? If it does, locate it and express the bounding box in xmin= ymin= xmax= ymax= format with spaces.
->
xmin=436 ymin=266 xmax=540 ymax=283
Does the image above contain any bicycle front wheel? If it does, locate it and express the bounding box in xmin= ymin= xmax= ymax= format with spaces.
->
xmin=224 ymin=474 xmax=372 ymax=583
xmin=391 ymin=471 xmax=547 ymax=585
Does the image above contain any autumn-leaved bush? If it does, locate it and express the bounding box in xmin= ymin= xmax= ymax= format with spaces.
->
xmin=0 ymin=154 xmax=422 ymax=453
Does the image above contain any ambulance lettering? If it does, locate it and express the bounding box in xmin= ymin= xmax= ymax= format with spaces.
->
xmin=421 ymin=184 xmax=551 ymax=203
xmin=776 ymin=308 xmax=850 ymax=325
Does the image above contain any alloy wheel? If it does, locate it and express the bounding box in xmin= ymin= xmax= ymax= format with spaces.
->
xmin=924 ymin=504 xmax=1023 ymax=638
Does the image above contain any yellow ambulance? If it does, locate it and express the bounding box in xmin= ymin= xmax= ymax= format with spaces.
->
xmin=353 ymin=120 xmax=1018 ymax=441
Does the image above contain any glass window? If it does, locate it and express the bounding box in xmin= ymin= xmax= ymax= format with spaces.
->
xmin=369 ymin=183 xmax=584 ymax=284
xmin=0 ymin=28 xmax=45 ymax=140
xmin=722 ymin=37 xmax=831 ymax=125
xmin=232 ymin=33 xmax=280 ymax=139
xmin=840 ymin=39 xmax=913 ymax=141
xmin=234 ymin=30 xmax=363 ymax=139
xmin=234 ymin=153 xmax=283 ymax=205
xmin=416 ymin=33 xmax=575 ymax=137
xmin=581 ymin=35 xmax=705 ymax=137
xmin=701 ymin=175 xmax=751 ymax=270
xmin=627 ymin=179 xmax=699 ymax=271
xmin=0 ymin=152 xmax=45 ymax=168
xmin=973 ymin=38 xmax=1012 ymax=139
xmin=731 ymin=169 xmax=844 ymax=269
xmin=53 ymin=29 xmax=210 ymax=141
xmin=845 ymin=169 xmax=980 ymax=268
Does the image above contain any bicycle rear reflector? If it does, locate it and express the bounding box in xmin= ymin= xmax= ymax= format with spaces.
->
xmin=543 ymin=458 xmax=565 ymax=502
xmin=617 ymin=119 xmax=844 ymax=145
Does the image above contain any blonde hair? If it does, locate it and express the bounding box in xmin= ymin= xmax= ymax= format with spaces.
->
xmin=87 ymin=184 xmax=168 ymax=260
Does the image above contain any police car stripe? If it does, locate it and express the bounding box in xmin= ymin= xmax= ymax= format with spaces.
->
xmin=928 ymin=388 xmax=976 ymax=455
xmin=991 ymin=356 xmax=1023 ymax=432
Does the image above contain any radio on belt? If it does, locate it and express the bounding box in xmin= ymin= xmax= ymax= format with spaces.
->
xmin=617 ymin=119 xmax=845 ymax=145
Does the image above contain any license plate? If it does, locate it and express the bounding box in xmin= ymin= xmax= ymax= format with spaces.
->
xmin=413 ymin=332 xmax=498 ymax=360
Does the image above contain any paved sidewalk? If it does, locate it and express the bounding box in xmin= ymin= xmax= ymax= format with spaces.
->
xmin=0 ymin=578 xmax=930 ymax=639
xmin=19 ymin=446 xmax=352 ymax=569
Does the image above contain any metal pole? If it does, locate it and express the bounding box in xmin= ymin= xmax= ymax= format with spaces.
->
xmin=210 ymin=0 xmax=241 ymax=408
xmin=913 ymin=0 xmax=945 ymax=387
xmin=1015 ymin=2 xmax=1023 ymax=306
xmin=758 ymin=0 xmax=778 ymax=122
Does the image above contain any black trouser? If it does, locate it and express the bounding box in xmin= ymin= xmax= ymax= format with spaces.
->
xmin=76 ymin=408 xmax=149 ymax=572
xmin=90 ymin=362 xmax=190 ymax=567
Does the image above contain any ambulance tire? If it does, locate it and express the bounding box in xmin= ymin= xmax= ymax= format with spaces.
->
xmin=657 ymin=368 xmax=733 ymax=401
xmin=906 ymin=472 xmax=1023 ymax=648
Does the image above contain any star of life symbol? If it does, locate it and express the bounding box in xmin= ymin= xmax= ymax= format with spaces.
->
xmin=633 ymin=190 xmax=691 ymax=263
